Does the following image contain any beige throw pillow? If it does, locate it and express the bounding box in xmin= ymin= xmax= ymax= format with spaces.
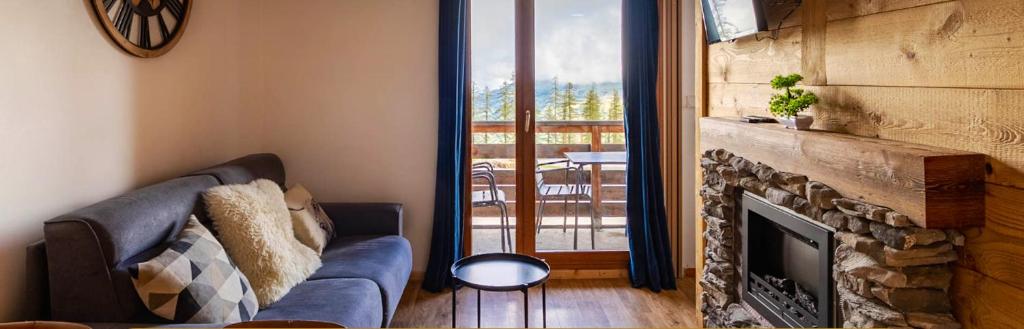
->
xmin=284 ymin=184 xmax=335 ymax=255
xmin=203 ymin=179 xmax=322 ymax=308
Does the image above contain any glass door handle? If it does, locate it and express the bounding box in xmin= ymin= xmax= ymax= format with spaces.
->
xmin=525 ymin=110 xmax=532 ymax=133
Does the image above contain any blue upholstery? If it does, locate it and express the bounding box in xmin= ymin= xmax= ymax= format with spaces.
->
xmin=254 ymin=278 xmax=384 ymax=328
xmin=189 ymin=153 xmax=287 ymax=187
xmin=310 ymin=236 xmax=412 ymax=326
xmin=321 ymin=203 xmax=404 ymax=237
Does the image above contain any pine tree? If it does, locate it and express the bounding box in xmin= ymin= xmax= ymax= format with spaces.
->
xmin=542 ymin=77 xmax=562 ymax=119
xmin=582 ymin=84 xmax=602 ymax=121
xmin=478 ymin=85 xmax=494 ymax=143
xmin=561 ymin=82 xmax=577 ymax=121
xmin=540 ymin=77 xmax=563 ymax=144
xmin=608 ymin=89 xmax=624 ymax=121
xmin=471 ymin=83 xmax=482 ymax=121
xmin=479 ymin=86 xmax=491 ymax=120
xmin=497 ymin=74 xmax=516 ymax=143
xmin=558 ymin=82 xmax=578 ymax=143
xmin=498 ymin=80 xmax=514 ymax=121
xmin=606 ymin=89 xmax=625 ymax=144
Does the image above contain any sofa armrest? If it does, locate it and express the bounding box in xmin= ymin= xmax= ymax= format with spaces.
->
xmin=321 ymin=202 xmax=403 ymax=237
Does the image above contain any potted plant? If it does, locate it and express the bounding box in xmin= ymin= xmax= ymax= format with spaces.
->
xmin=768 ymin=73 xmax=819 ymax=130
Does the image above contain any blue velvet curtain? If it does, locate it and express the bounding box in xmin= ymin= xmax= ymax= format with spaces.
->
xmin=623 ymin=0 xmax=676 ymax=291
xmin=423 ymin=0 xmax=469 ymax=293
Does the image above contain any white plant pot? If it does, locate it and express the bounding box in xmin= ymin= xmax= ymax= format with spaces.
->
xmin=778 ymin=115 xmax=814 ymax=130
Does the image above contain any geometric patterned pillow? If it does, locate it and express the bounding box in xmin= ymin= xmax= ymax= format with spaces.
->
xmin=129 ymin=216 xmax=258 ymax=323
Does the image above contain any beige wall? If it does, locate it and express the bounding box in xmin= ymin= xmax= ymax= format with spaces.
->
xmin=0 ymin=1 xmax=439 ymax=320
xmin=256 ymin=0 xmax=439 ymax=274
xmin=0 ymin=0 xmax=264 ymax=320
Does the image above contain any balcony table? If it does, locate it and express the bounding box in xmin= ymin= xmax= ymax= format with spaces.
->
xmin=563 ymin=151 xmax=626 ymax=231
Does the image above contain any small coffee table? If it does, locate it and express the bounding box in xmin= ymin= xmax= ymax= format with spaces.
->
xmin=451 ymin=253 xmax=551 ymax=328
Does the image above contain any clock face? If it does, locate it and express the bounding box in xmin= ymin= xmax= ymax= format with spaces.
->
xmin=91 ymin=0 xmax=192 ymax=58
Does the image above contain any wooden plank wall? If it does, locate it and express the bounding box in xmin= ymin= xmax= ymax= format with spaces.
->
xmin=699 ymin=0 xmax=1024 ymax=327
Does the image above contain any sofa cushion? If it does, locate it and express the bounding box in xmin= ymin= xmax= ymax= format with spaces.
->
xmin=129 ymin=216 xmax=258 ymax=323
xmin=253 ymin=278 xmax=383 ymax=328
xmin=309 ymin=235 xmax=412 ymax=326
xmin=283 ymin=185 xmax=334 ymax=255
xmin=45 ymin=175 xmax=221 ymax=322
xmin=203 ymin=179 xmax=321 ymax=308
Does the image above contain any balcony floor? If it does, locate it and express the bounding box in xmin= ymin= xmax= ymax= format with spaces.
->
xmin=471 ymin=216 xmax=628 ymax=253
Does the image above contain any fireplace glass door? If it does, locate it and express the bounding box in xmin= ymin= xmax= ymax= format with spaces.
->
xmin=740 ymin=192 xmax=836 ymax=328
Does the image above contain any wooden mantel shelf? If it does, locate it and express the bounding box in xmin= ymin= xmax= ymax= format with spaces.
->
xmin=700 ymin=117 xmax=986 ymax=229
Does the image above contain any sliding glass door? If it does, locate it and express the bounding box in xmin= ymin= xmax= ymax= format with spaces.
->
xmin=468 ymin=0 xmax=628 ymax=268
xmin=533 ymin=0 xmax=627 ymax=252
xmin=467 ymin=0 xmax=518 ymax=256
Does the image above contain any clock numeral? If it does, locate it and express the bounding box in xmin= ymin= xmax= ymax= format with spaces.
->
xmin=114 ymin=1 xmax=133 ymax=37
xmin=103 ymin=0 xmax=116 ymax=12
xmin=157 ymin=14 xmax=171 ymax=41
xmin=139 ymin=17 xmax=151 ymax=48
xmin=165 ymin=0 xmax=185 ymax=20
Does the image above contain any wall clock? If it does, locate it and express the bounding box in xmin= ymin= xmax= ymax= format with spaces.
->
xmin=91 ymin=0 xmax=192 ymax=58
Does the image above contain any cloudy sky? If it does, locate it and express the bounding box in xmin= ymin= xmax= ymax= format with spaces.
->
xmin=471 ymin=0 xmax=623 ymax=89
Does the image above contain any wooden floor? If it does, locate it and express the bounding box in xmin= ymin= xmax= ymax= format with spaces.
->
xmin=391 ymin=278 xmax=699 ymax=328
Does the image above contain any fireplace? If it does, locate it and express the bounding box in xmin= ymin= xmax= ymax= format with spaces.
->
xmin=699 ymin=146 xmax=969 ymax=328
xmin=739 ymin=192 xmax=836 ymax=327
xmin=698 ymin=119 xmax=984 ymax=329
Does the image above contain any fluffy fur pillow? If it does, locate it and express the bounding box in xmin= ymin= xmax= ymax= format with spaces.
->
xmin=203 ymin=179 xmax=321 ymax=308
xmin=284 ymin=184 xmax=334 ymax=255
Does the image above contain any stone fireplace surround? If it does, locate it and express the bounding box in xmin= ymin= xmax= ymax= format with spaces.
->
xmin=699 ymin=148 xmax=964 ymax=329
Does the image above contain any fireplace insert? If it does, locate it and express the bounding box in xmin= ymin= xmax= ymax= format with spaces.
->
xmin=739 ymin=192 xmax=836 ymax=328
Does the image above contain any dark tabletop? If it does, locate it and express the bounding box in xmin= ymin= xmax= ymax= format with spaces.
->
xmin=451 ymin=253 xmax=551 ymax=291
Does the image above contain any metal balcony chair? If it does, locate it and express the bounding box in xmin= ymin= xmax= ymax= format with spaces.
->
xmin=535 ymin=159 xmax=594 ymax=250
xmin=471 ymin=163 xmax=512 ymax=252
xmin=472 ymin=162 xmax=494 ymax=172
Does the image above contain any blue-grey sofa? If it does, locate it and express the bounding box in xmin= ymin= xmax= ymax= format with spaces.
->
xmin=25 ymin=154 xmax=412 ymax=328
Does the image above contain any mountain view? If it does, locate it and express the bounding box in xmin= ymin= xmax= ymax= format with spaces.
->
xmin=472 ymin=78 xmax=624 ymax=122
xmin=472 ymin=77 xmax=624 ymax=145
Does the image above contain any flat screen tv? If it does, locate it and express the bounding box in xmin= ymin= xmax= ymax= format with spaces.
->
xmin=701 ymin=0 xmax=768 ymax=44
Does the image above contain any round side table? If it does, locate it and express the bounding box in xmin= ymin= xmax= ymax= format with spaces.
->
xmin=451 ymin=253 xmax=551 ymax=328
